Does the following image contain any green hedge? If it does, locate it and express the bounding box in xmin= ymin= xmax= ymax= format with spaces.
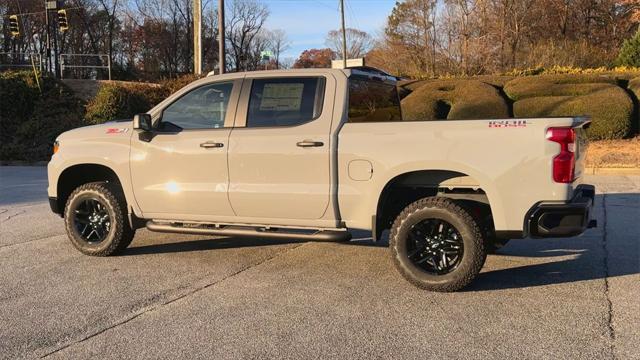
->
xmin=0 ymin=72 xmax=201 ymax=161
xmin=85 ymin=82 xmax=166 ymax=124
xmin=0 ymin=71 xmax=84 ymax=161
xmin=160 ymin=74 xmax=204 ymax=95
xmin=0 ymin=71 xmax=40 ymax=146
xmin=401 ymin=79 xmax=510 ymax=121
xmin=630 ymin=76 xmax=640 ymax=133
xmin=83 ymin=75 xmax=203 ymax=124
xmin=504 ymin=75 xmax=634 ymax=140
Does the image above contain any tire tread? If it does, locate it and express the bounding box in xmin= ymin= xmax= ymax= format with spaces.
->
xmin=389 ymin=197 xmax=486 ymax=292
xmin=64 ymin=181 xmax=134 ymax=256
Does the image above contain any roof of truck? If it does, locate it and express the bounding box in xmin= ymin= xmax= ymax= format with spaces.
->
xmin=206 ymin=66 xmax=398 ymax=83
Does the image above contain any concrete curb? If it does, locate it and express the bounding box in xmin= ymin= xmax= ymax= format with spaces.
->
xmin=585 ymin=167 xmax=640 ymax=175
xmin=1 ymin=161 xmax=48 ymax=167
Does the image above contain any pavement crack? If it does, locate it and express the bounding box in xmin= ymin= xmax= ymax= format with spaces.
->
xmin=0 ymin=234 xmax=65 ymax=250
xmin=39 ymin=242 xmax=307 ymax=358
xmin=2 ymin=209 xmax=26 ymax=222
xmin=601 ymin=194 xmax=617 ymax=360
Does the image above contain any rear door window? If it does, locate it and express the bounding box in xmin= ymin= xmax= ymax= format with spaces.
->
xmin=246 ymin=77 xmax=325 ymax=127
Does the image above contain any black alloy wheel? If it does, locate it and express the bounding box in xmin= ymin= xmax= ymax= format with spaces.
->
xmin=64 ymin=182 xmax=135 ymax=256
xmin=72 ymin=197 xmax=112 ymax=244
xmin=389 ymin=197 xmax=487 ymax=292
xmin=406 ymin=219 xmax=464 ymax=275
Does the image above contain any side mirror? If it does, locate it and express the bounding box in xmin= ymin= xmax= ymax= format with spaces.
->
xmin=133 ymin=113 xmax=152 ymax=131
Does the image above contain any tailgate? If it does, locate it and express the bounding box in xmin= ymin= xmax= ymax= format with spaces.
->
xmin=572 ymin=118 xmax=591 ymax=180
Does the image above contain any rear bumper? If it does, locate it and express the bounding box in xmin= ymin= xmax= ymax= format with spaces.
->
xmin=527 ymin=184 xmax=597 ymax=238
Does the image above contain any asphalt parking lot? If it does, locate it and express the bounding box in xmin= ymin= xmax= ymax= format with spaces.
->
xmin=1 ymin=166 xmax=638 ymax=359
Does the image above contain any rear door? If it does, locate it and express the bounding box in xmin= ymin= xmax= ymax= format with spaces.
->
xmin=227 ymin=75 xmax=336 ymax=220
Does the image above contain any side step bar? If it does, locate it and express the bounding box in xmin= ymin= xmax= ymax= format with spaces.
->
xmin=146 ymin=221 xmax=352 ymax=242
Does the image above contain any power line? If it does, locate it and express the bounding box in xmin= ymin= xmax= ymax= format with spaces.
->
xmin=345 ymin=0 xmax=361 ymax=30
xmin=2 ymin=6 xmax=84 ymax=18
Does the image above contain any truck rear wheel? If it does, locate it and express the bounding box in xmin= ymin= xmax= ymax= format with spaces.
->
xmin=64 ymin=182 xmax=135 ymax=256
xmin=389 ymin=197 xmax=486 ymax=292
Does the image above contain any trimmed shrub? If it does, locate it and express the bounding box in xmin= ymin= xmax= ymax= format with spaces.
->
xmin=84 ymin=74 xmax=203 ymax=124
xmin=0 ymin=71 xmax=40 ymax=146
xmin=473 ymin=75 xmax=515 ymax=88
xmin=629 ymin=76 xmax=640 ymax=133
xmin=0 ymin=71 xmax=84 ymax=161
xmin=401 ymin=79 xmax=510 ymax=121
xmin=504 ymin=75 xmax=634 ymax=140
xmin=85 ymin=82 xmax=165 ymax=124
xmin=160 ymin=74 xmax=204 ymax=95
xmin=504 ymin=74 xmax=619 ymax=100
xmin=506 ymin=65 xmax=640 ymax=77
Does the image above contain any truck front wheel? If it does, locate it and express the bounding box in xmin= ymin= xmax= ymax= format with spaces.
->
xmin=63 ymin=182 xmax=135 ymax=256
xmin=389 ymin=197 xmax=486 ymax=292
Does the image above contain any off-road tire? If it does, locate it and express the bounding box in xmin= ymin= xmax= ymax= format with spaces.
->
xmin=389 ymin=197 xmax=486 ymax=292
xmin=64 ymin=181 xmax=135 ymax=256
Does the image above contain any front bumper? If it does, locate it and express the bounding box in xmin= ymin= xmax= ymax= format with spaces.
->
xmin=527 ymin=185 xmax=597 ymax=238
xmin=49 ymin=197 xmax=62 ymax=217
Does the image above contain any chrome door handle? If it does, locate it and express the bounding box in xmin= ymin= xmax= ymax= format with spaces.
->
xmin=200 ymin=141 xmax=224 ymax=148
xmin=296 ymin=140 xmax=324 ymax=148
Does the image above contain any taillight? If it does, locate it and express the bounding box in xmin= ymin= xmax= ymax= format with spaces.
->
xmin=546 ymin=127 xmax=575 ymax=183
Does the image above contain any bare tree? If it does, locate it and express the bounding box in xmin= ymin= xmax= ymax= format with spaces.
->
xmin=266 ymin=29 xmax=290 ymax=69
xmin=325 ymin=28 xmax=374 ymax=59
xmin=384 ymin=0 xmax=438 ymax=77
xmin=226 ymin=0 xmax=269 ymax=71
xmin=96 ymin=0 xmax=120 ymax=71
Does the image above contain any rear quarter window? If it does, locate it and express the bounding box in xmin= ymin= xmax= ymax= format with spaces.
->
xmin=348 ymin=76 xmax=402 ymax=123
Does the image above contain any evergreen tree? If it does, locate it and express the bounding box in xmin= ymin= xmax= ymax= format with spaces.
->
xmin=616 ymin=31 xmax=640 ymax=67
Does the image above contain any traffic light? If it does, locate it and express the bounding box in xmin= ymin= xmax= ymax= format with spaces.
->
xmin=57 ymin=9 xmax=68 ymax=32
xmin=8 ymin=15 xmax=19 ymax=36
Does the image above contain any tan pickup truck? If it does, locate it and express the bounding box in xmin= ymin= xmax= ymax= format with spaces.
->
xmin=48 ymin=67 xmax=596 ymax=291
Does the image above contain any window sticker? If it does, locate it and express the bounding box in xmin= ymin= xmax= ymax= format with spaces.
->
xmin=259 ymin=83 xmax=304 ymax=111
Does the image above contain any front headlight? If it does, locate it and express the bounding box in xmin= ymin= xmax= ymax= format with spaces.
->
xmin=53 ymin=140 xmax=60 ymax=155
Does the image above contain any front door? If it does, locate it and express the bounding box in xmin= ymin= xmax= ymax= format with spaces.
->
xmin=130 ymin=80 xmax=240 ymax=220
xmin=227 ymin=75 xmax=335 ymax=220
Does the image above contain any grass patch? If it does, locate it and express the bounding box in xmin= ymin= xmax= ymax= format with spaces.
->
xmin=586 ymin=137 xmax=640 ymax=168
xmin=401 ymin=79 xmax=510 ymax=121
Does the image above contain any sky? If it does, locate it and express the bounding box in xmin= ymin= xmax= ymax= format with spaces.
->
xmin=261 ymin=0 xmax=397 ymax=60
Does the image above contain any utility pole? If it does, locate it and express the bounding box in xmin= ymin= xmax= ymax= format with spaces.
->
xmin=339 ymin=0 xmax=347 ymax=69
xmin=193 ymin=0 xmax=202 ymax=74
xmin=218 ymin=0 xmax=225 ymax=74
xmin=44 ymin=0 xmax=51 ymax=74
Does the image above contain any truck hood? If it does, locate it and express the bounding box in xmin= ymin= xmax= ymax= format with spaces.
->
xmin=57 ymin=120 xmax=133 ymax=143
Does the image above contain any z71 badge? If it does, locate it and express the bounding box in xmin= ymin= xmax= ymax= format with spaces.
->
xmin=106 ymin=128 xmax=130 ymax=134
xmin=488 ymin=120 xmax=529 ymax=128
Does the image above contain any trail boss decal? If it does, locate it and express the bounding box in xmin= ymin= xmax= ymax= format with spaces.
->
xmin=106 ymin=128 xmax=129 ymax=134
xmin=488 ymin=120 xmax=529 ymax=128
